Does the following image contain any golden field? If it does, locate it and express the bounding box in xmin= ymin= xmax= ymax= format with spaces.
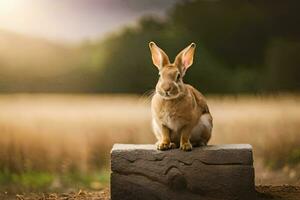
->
xmin=0 ymin=94 xmax=299 ymax=191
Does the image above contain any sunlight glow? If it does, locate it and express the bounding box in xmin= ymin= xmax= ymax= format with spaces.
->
xmin=0 ymin=0 xmax=22 ymax=14
xmin=0 ymin=0 xmax=172 ymax=41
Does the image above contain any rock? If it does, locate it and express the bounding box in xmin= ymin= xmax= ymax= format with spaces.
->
xmin=111 ymin=144 xmax=256 ymax=200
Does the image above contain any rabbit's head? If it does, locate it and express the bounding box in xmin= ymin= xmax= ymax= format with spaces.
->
xmin=149 ymin=42 xmax=196 ymax=100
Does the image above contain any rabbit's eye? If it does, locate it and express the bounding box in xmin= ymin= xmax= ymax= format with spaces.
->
xmin=176 ymin=73 xmax=181 ymax=82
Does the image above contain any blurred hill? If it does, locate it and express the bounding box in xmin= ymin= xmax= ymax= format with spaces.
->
xmin=0 ymin=30 xmax=78 ymax=73
xmin=0 ymin=30 xmax=94 ymax=92
xmin=0 ymin=0 xmax=300 ymax=94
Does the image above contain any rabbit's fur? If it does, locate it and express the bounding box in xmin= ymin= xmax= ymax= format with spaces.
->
xmin=149 ymin=42 xmax=213 ymax=151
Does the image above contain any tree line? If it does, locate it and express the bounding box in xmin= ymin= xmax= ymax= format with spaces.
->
xmin=1 ymin=0 xmax=299 ymax=94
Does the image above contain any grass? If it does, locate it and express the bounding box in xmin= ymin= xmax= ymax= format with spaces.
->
xmin=0 ymin=94 xmax=299 ymax=191
xmin=0 ymin=170 xmax=110 ymax=192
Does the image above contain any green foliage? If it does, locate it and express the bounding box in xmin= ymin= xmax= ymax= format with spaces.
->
xmin=265 ymin=147 xmax=300 ymax=169
xmin=0 ymin=171 xmax=53 ymax=190
xmin=288 ymin=148 xmax=300 ymax=165
xmin=86 ymin=0 xmax=300 ymax=94
xmin=0 ymin=170 xmax=109 ymax=192
xmin=264 ymin=39 xmax=300 ymax=92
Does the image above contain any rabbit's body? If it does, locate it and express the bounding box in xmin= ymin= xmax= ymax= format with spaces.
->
xmin=149 ymin=42 xmax=213 ymax=151
xmin=152 ymin=84 xmax=212 ymax=149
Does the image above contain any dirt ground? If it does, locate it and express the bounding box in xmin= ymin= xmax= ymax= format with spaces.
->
xmin=0 ymin=189 xmax=110 ymax=200
xmin=1 ymin=186 xmax=299 ymax=200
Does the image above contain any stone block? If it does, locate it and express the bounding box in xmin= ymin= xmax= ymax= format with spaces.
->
xmin=111 ymin=144 xmax=256 ymax=200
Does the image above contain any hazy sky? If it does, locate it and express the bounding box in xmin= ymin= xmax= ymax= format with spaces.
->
xmin=0 ymin=0 xmax=178 ymax=42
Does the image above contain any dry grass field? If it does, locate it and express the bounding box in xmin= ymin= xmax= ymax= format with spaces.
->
xmin=0 ymin=94 xmax=299 ymax=191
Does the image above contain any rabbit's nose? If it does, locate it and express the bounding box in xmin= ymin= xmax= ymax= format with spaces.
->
xmin=162 ymin=85 xmax=171 ymax=93
xmin=165 ymin=87 xmax=171 ymax=92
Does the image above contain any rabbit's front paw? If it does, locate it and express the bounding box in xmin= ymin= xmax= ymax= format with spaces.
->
xmin=157 ymin=142 xmax=170 ymax=150
xmin=169 ymin=142 xmax=177 ymax=149
xmin=180 ymin=142 xmax=192 ymax=151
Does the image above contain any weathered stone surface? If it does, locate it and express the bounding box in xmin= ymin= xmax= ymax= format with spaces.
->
xmin=111 ymin=144 xmax=256 ymax=200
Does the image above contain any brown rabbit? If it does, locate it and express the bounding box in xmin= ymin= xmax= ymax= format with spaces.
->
xmin=149 ymin=42 xmax=213 ymax=151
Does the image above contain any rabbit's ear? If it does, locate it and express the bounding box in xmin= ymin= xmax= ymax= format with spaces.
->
xmin=149 ymin=42 xmax=170 ymax=70
xmin=175 ymin=43 xmax=196 ymax=75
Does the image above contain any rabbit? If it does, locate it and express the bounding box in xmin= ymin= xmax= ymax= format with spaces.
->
xmin=149 ymin=41 xmax=213 ymax=151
